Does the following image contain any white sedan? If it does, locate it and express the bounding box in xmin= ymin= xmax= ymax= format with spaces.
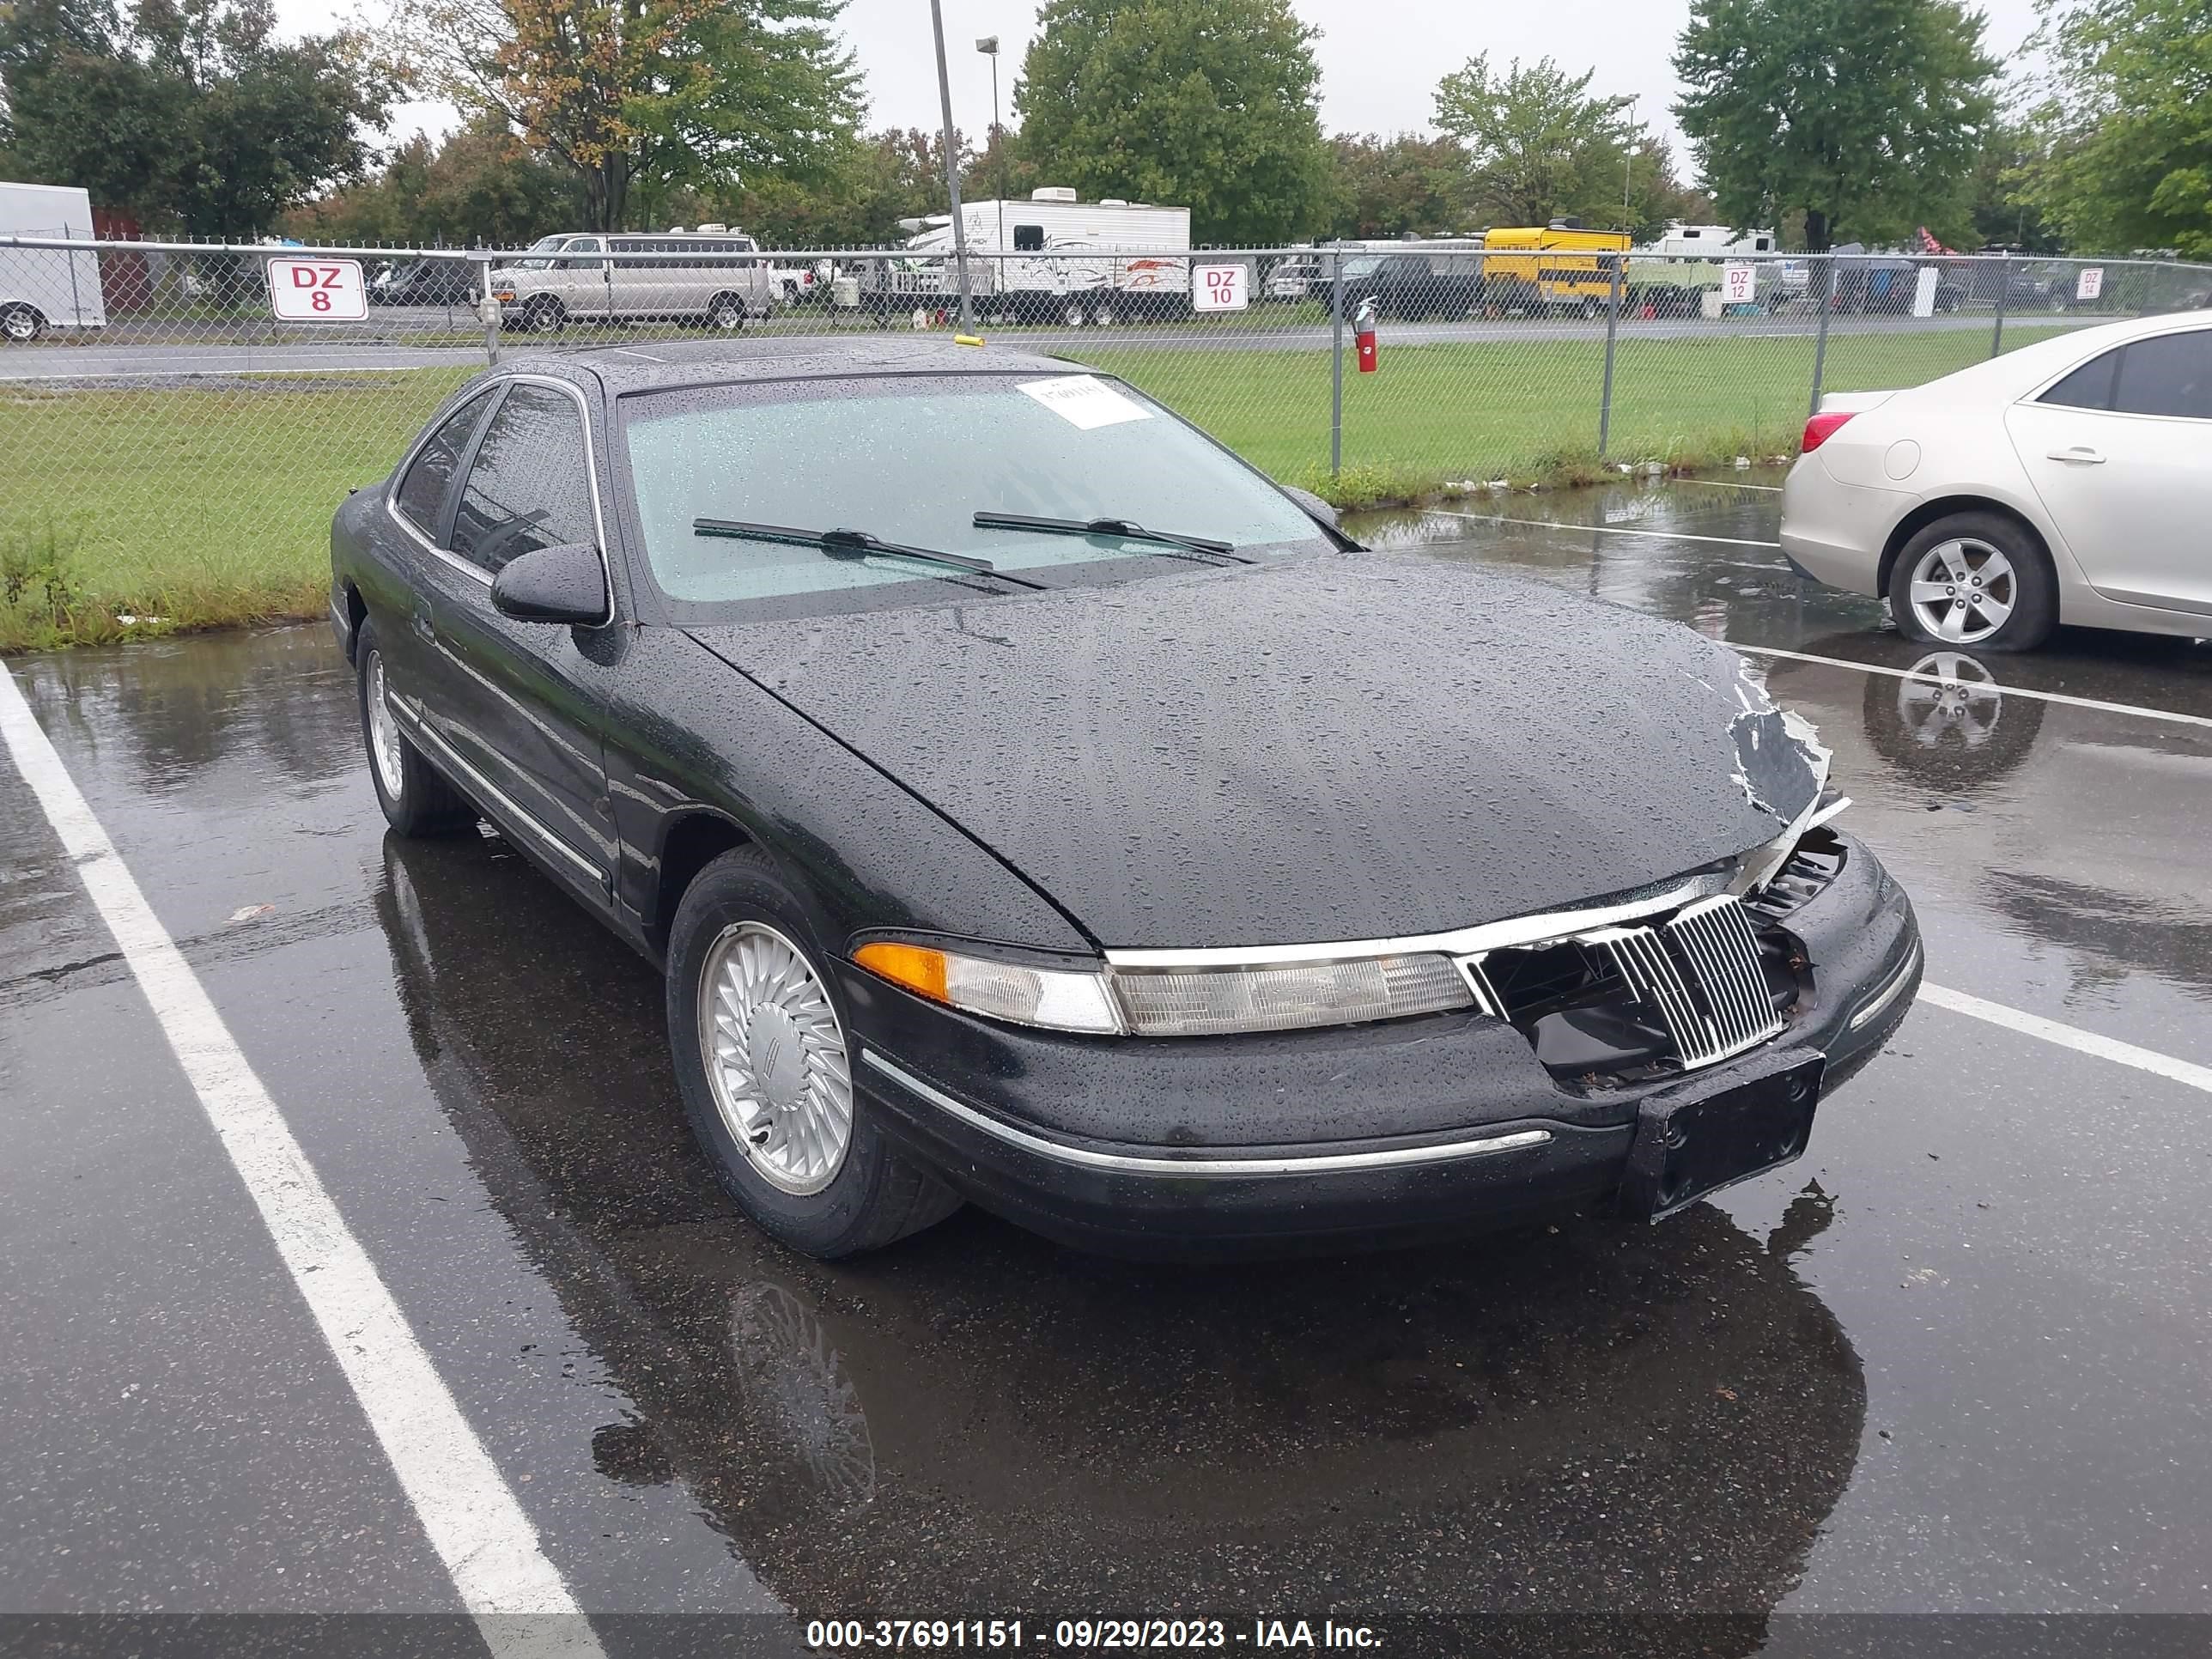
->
xmin=1780 ymin=312 xmax=2212 ymax=651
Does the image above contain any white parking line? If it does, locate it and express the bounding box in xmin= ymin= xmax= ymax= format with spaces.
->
xmin=0 ymin=663 xmax=603 ymax=1659
xmin=1923 ymin=983 xmax=2212 ymax=1095
xmin=1734 ymin=643 xmax=2212 ymax=732
xmin=1676 ymin=477 xmax=1784 ymax=492
xmin=1430 ymin=512 xmax=1787 ymax=550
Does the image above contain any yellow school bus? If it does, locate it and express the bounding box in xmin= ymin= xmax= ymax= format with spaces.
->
xmin=1480 ymin=221 xmax=1632 ymax=315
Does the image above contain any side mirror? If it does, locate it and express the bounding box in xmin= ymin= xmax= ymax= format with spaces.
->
xmin=1281 ymin=484 xmax=1340 ymax=531
xmin=490 ymin=541 xmax=609 ymax=626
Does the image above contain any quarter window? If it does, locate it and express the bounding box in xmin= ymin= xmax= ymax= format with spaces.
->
xmin=2112 ymin=331 xmax=2212 ymax=419
xmin=393 ymin=391 xmax=494 ymax=538
xmin=448 ymin=385 xmax=598 ymax=574
xmin=2039 ymin=349 xmax=2121 ymax=410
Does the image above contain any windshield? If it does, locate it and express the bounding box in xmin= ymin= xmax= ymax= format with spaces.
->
xmin=1340 ymin=257 xmax=1382 ymax=277
xmin=507 ymin=234 xmax=576 ymax=271
xmin=620 ymin=374 xmax=1326 ymax=609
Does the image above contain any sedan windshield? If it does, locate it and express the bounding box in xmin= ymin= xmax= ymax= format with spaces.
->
xmin=621 ymin=373 xmax=1328 ymax=606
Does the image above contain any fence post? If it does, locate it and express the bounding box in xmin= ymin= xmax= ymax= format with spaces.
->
xmin=1329 ymin=251 xmax=1345 ymax=477
xmin=1990 ymin=253 xmax=2011 ymax=358
xmin=1597 ymin=251 xmax=1625 ymax=458
xmin=478 ymin=254 xmax=501 ymax=368
xmin=1808 ymin=256 xmax=1837 ymax=421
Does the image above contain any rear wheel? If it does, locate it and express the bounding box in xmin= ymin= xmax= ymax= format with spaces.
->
xmin=1887 ymin=512 xmax=2058 ymax=653
xmin=665 ymin=847 xmax=962 ymax=1258
xmin=1 ymin=303 xmax=44 ymax=343
xmin=1062 ymin=299 xmax=1087 ymax=328
xmin=707 ymin=292 xmax=747 ymax=331
xmin=356 ymin=621 xmax=473 ymax=836
xmin=1090 ymin=297 xmax=1118 ymax=326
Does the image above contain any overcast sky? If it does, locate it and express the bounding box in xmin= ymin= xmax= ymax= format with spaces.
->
xmin=302 ymin=0 xmax=2048 ymax=170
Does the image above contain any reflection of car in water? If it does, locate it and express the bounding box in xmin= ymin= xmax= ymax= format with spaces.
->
xmin=373 ymin=830 xmax=1867 ymax=1646
xmin=1863 ymin=651 xmax=2046 ymax=785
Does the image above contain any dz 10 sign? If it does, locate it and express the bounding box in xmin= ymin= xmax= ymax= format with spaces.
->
xmin=1193 ymin=264 xmax=1249 ymax=313
xmin=268 ymin=258 xmax=368 ymax=322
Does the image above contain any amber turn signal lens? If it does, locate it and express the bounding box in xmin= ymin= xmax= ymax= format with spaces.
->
xmin=854 ymin=940 xmax=950 ymax=1001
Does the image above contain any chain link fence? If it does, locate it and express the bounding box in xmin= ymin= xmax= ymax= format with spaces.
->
xmin=3 ymin=233 xmax=2209 ymax=643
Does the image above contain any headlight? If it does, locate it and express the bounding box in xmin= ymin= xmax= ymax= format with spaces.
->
xmin=854 ymin=941 xmax=1474 ymax=1036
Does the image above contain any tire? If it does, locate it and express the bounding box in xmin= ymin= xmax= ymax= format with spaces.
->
xmin=1062 ymin=299 xmax=1087 ymax=328
xmin=356 ymin=621 xmax=474 ymax=836
xmin=520 ymin=297 xmax=565 ymax=334
xmin=1091 ymin=298 xmax=1117 ymax=327
xmin=1887 ymin=511 xmax=2058 ymax=653
xmin=665 ymin=847 xmax=962 ymax=1258
xmin=1580 ymin=295 xmax=1601 ymax=320
xmin=1 ymin=303 xmax=45 ymax=343
xmin=707 ymin=293 xmax=747 ymax=331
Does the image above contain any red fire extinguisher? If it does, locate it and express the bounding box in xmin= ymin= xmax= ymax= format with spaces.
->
xmin=1354 ymin=295 xmax=1379 ymax=373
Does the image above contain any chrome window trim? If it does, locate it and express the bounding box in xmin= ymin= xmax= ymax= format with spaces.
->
xmin=382 ymin=374 xmax=615 ymax=626
xmin=859 ymin=1050 xmax=1553 ymax=1176
xmin=1102 ymin=876 xmax=1717 ymax=971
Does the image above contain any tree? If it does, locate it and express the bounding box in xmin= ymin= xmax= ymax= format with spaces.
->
xmin=1971 ymin=118 xmax=2061 ymax=252
xmin=1674 ymin=0 xmax=2000 ymax=252
xmin=2027 ymin=0 xmax=2212 ymax=257
xmin=1013 ymin=0 xmax=1332 ymax=245
xmin=1431 ymin=55 xmax=1642 ymax=230
xmin=0 ymin=0 xmax=387 ymax=235
xmin=1324 ymin=134 xmax=1476 ymax=240
xmin=387 ymin=0 xmax=864 ymax=231
xmin=286 ymin=115 xmax=584 ymax=246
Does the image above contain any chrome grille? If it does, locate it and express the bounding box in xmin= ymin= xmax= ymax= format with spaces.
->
xmin=1581 ymin=895 xmax=1783 ymax=1069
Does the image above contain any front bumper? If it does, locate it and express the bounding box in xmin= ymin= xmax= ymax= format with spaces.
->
xmin=847 ymin=831 xmax=1922 ymax=1255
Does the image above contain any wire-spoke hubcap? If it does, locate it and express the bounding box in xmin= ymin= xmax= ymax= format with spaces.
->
xmin=365 ymin=651 xmax=405 ymax=801
xmin=1907 ymin=538 xmax=2016 ymax=645
xmin=699 ymin=921 xmax=853 ymax=1195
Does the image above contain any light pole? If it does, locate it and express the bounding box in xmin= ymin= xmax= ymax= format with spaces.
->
xmin=975 ymin=35 xmax=1004 ymax=255
xmin=928 ymin=0 xmax=974 ymax=328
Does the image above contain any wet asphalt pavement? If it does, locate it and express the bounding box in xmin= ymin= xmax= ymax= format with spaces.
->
xmin=4 ymin=480 xmax=2211 ymax=1654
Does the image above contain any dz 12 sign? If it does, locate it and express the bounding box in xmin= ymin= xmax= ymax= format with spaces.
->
xmin=1193 ymin=264 xmax=1249 ymax=313
xmin=1721 ymin=263 xmax=1758 ymax=306
xmin=268 ymin=258 xmax=368 ymax=322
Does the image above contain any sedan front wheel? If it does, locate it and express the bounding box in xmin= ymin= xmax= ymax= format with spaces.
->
xmin=665 ymin=847 xmax=962 ymax=1257
xmin=1888 ymin=512 xmax=2057 ymax=653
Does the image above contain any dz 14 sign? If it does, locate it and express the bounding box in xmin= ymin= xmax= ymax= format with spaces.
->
xmin=1193 ymin=264 xmax=1249 ymax=313
xmin=268 ymin=258 xmax=369 ymax=322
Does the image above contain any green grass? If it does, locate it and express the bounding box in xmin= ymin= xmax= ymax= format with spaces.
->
xmin=0 ymin=368 xmax=473 ymax=651
xmin=0 ymin=325 xmax=2064 ymax=649
xmin=1080 ymin=325 xmax=2067 ymax=506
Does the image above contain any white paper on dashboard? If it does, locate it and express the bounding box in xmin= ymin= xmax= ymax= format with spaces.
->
xmin=1018 ymin=374 xmax=1153 ymax=430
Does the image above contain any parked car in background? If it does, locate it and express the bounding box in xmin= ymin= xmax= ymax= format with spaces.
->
xmin=331 ymin=336 xmax=1919 ymax=1261
xmin=0 ymin=179 xmax=106 ymax=342
xmin=1340 ymin=248 xmax=1486 ymax=320
xmin=1781 ymin=313 xmax=2212 ymax=650
xmin=489 ymin=228 xmax=771 ymax=334
xmin=1262 ymin=254 xmax=1320 ymax=302
xmin=369 ymin=256 xmax=478 ymax=307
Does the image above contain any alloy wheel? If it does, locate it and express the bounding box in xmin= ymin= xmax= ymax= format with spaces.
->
xmin=1906 ymin=538 xmax=2016 ymax=645
xmin=698 ymin=921 xmax=854 ymax=1195
xmin=365 ymin=651 xmax=406 ymax=801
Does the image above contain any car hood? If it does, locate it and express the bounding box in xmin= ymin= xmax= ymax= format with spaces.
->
xmin=686 ymin=555 xmax=1823 ymax=950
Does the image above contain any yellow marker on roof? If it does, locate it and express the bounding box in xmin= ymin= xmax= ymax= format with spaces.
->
xmin=954 ymin=333 xmax=986 ymax=347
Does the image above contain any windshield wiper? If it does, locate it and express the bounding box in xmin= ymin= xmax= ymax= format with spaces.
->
xmin=970 ymin=510 xmax=1252 ymax=563
xmin=692 ymin=518 xmax=1043 ymax=588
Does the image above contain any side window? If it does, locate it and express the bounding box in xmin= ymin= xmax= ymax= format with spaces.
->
xmin=393 ymin=392 xmax=494 ymax=539
xmin=2039 ymin=349 xmax=2121 ymax=411
xmin=2112 ymin=331 xmax=2212 ymax=419
xmin=449 ymin=386 xmax=599 ymax=575
xmin=559 ymin=236 xmax=604 ymax=270
xmin=1012 ymin=224 xmax=1045 ymax=252
xmin=1754 ymin=237 xmax=1771 ymax=252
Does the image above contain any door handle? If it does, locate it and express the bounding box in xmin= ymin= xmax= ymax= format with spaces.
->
xmin=2047 ymin=446 xmax=2106 ymax=464
xmin=410 ymin=603 xmax=435 ymax=644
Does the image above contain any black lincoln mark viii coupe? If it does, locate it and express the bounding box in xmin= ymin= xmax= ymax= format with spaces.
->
xmin=330 ymin=337 xmax=1922 ymax=1259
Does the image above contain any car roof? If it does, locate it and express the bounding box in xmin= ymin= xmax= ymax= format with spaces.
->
xmin=497 ymin=336 xmax=1089 ymax=398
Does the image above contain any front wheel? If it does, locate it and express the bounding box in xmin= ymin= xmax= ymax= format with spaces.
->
xmin=0 ymin=303 xmax=45 ymax=343
xmin=1887 ymin=512 xmax=2058 ymax=653
xmin=356 ymin=621 xmax=473 ymax=836
xmin=707 ymin=293 xmax=747 ymax=331
xmin=520 ymin=297 xmax=565 ymax=335
xmin=665 ymin=847 xmax=962 ymax=1258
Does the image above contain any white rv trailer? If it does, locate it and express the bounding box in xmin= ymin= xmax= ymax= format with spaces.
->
xmin=0 ymin=181 xmax=106 ymax=341
xmin=1633 ymin=222 xmax=1779 ymax=258
xmin=866 ymin=188 xmax=1193 ymax=325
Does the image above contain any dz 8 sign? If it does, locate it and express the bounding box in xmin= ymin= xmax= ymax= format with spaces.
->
xmin=268 ymin=258 xmax=368 ymax=322
xmin=1193 ymin=264 xmax=1249 ymax=313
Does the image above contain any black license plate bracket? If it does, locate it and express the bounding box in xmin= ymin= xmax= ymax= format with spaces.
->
xmin=1621 ymin=1050 xmax=1825 ymax=1222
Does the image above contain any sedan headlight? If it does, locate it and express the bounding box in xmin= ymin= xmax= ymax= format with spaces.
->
xmin=854 ymin=941 xmax=1474 ymax=1036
